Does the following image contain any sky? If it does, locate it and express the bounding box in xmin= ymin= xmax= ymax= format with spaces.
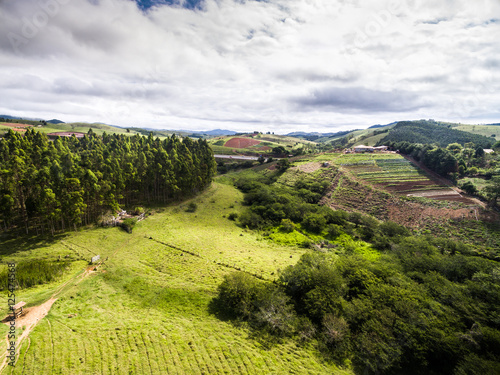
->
xmin=0 ymin=0 xmax=499 ymax=133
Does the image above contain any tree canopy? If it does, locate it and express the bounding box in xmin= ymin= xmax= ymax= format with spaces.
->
xmin=0 ymin=129 xmax=216 ymax=234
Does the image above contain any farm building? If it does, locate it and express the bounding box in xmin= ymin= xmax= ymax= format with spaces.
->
xmin=353 ymin=145 xmax=388 ymax=153
xmin=353 ymin=145 xmax=374 ymax=153
xmin=47 ymin=132 xmax=86 ymax=140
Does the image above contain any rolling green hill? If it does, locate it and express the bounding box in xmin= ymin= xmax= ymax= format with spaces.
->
xmin=0 ymin=182 xmax=348 ymax=374
xmin=376 ymin=120 xmax=494 ymax=148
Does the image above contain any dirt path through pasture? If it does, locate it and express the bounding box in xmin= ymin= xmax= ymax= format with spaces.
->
xmin=0 ymin=262 xmax=98 ymax=373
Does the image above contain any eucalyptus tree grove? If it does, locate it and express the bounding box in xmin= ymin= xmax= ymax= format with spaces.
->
xmin=0 ymin=129 xmax=216 ymax=234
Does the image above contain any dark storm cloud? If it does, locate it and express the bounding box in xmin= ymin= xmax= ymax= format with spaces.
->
xmin=294 ymin=87 xmax=426 ymax=113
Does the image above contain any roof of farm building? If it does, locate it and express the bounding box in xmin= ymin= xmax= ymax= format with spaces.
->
xmin=46 ymin=132 xmax=86 ymax=138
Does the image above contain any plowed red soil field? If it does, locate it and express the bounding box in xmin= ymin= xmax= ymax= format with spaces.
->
xmin=224 ymin=137 xmax=261 ymax=148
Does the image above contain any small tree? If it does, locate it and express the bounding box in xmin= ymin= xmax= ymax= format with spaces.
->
xmin=277 ymin=158 xmax=290 ymax=171
xmin=461 ymin=181 xmax=478 ymax=195
xmin=186 ymin=202 xmax=198 ymax=212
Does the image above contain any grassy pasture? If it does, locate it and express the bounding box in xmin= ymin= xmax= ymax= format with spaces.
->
xmin=452 ymin=124 xmax=499 ymax=140
xmin=0 ymin=181 xmax=347 ymax=374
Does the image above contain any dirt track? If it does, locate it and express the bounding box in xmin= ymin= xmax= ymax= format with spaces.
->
xmin=0 ymin=263 xmax=100 ymax=372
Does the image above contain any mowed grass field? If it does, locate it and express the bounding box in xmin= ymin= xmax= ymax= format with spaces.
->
xmin=0 ymin=181 xmax=349 ymax=374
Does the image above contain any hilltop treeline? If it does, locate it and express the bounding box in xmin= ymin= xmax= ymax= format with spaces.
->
xmin=377 ymin=120 xmax=494 ymax=148
xmin=0 ymin=129 xmax=216 ymax=234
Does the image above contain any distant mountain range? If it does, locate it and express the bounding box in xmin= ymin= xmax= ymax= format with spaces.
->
xmin=195 ymin=129 xmax=237 ymax=136
xmin=0 ymin=114 xmax=64 ymax=124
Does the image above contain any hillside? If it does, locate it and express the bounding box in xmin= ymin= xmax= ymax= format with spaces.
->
xmin=0 ymin=182 xmax=348 ymax=374
xmin=376 ymin=120 xmax=494 ymax=148
xmin=0 ymin=146 xmax=499 ymax=374
xmin=208 ymin=133 xmax=317 ymax=156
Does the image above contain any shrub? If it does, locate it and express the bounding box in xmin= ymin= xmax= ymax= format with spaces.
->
xmin=0 ymin=260 xmax=70 ymax=289
xmin=216 ymin=272 xmax=262 ymax=318
xmin=185 ymin=202 xmax=198 ymax=212
xmin=279 ymin=218 xmax=295 ymax=233
xmin=302 ymin=213 xmax=326 ymax=233
xmin=132 ymin=206 xmax=145 ymax=215
xmin=227 ymin=212 xmax=238 ymax=221
xmin=238 ymin=210 xmax=263 ymax=229
xmin=121 ymin=218 xmax=137 ymax=233
xmin=327 ymin=224 xmax=344 ymax=239
xmin=379 ymin=221 xmax=409 ymax=237
xmin=461 ymin=181 xmax=478 ymax=195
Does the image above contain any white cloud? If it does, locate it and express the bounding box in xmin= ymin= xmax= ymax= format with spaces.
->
xmin=0 ymin=0 xmax=499 ymax=132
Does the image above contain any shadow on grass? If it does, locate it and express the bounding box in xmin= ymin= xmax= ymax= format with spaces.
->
xmin=0 ymin=232 xmax=69 ymax=257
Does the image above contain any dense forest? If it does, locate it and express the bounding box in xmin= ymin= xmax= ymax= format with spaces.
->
xmin=214 ymin=171 xmax=500 ymax=375
xmin=377 ymin=121 xmax=494 ymax=148
xmin=0 ymin=129 xmax=216 ymax=234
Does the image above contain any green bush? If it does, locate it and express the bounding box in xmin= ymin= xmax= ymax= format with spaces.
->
xmin=227 ymin=212 xmax=238 ymax=221
xmin=121 ymin=218 xmax=137 ymax=233
xmin=461 ymin=181 xmax=478 ymax=195
xmin=279 ymin=218 xmax=295 ymax=233
xmin=238 ymin=210 xmax=263 ymax=229
xmin=302 ymin=213 xmax=326 ymax=233
xmin=185 ymin=202 xmax=198 ymax=212
xmin=0 ymin=260 xmax=70 ymax=290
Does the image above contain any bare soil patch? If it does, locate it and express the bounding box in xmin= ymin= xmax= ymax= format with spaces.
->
xmin=293 ymin=162 xmax=323 ymax=174
xmin=224 ymin=137 xmax=261 ymax=148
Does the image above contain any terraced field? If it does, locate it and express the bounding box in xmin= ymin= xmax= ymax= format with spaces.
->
xmin=0 ymin=182 xmax=347 ymax=375
xmin=302 ymin=153 xmax=464 ymax=201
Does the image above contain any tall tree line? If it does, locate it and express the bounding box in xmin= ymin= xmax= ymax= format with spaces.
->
xmin=0 ymin=129 xmax=216 ymax=234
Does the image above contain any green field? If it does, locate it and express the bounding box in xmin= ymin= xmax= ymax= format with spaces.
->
xmin=452 ymin=124 xmax=499 ymax=141
xmin=0 ymin=182 xmax=349 ymax=374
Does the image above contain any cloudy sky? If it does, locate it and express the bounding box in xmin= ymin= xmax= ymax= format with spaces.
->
xmin=0 ymin=0 xmax=499 ymax=133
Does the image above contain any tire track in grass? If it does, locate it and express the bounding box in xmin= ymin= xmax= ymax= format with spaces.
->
xmin=188 ymin=334 xmax=216 ymax=375
xmin=215 ymin=334 xmax=240 ymax=374
xmin=106 ymin=330 xmax=123 ymax=374
xmin=218 ymin=340 xmax=239 ymax=374
xmin=139 ymin=331 xmax=155 ymax=374
xmin=231 ymin=343 xmax=252 ymax=374
xmin=133 ymin=331 xmax=151 ymax=375
xmin=46 ymin=319 xmax=54 ymax=374
xmin=145 ymin=332 xmax=163 ymax=374
xmin=212 ymin=343 xmax=234 ymax=374
xmin=20 ymin=337 xmax=30 ymax=375
xmin=117 ymin=330 xmax=133 ymax=374
xmin=167 ymin=341 xmax=183 ymax=374
xmin=181 ymin=339 xmax=201 ymax=375
xmin=97 ymin=334 xmax=106 ymax=375
xmin=127 ymin=330 xmax=140 ymax=374
xmin=109 ymin=331 xmax=122 ymax=375
xmin=189 ymin=333 xmax=217 ymax=374
xmin=153 ymin=332 xmax=169 ymax=374
xmin=200 ymin=338 xmax=225 ymax=374
xmin=77 ymin=330 xmax=88 ymax=375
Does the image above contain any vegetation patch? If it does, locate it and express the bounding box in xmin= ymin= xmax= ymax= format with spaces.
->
xmin=0 ymin=259 xmax=70 ymax=290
